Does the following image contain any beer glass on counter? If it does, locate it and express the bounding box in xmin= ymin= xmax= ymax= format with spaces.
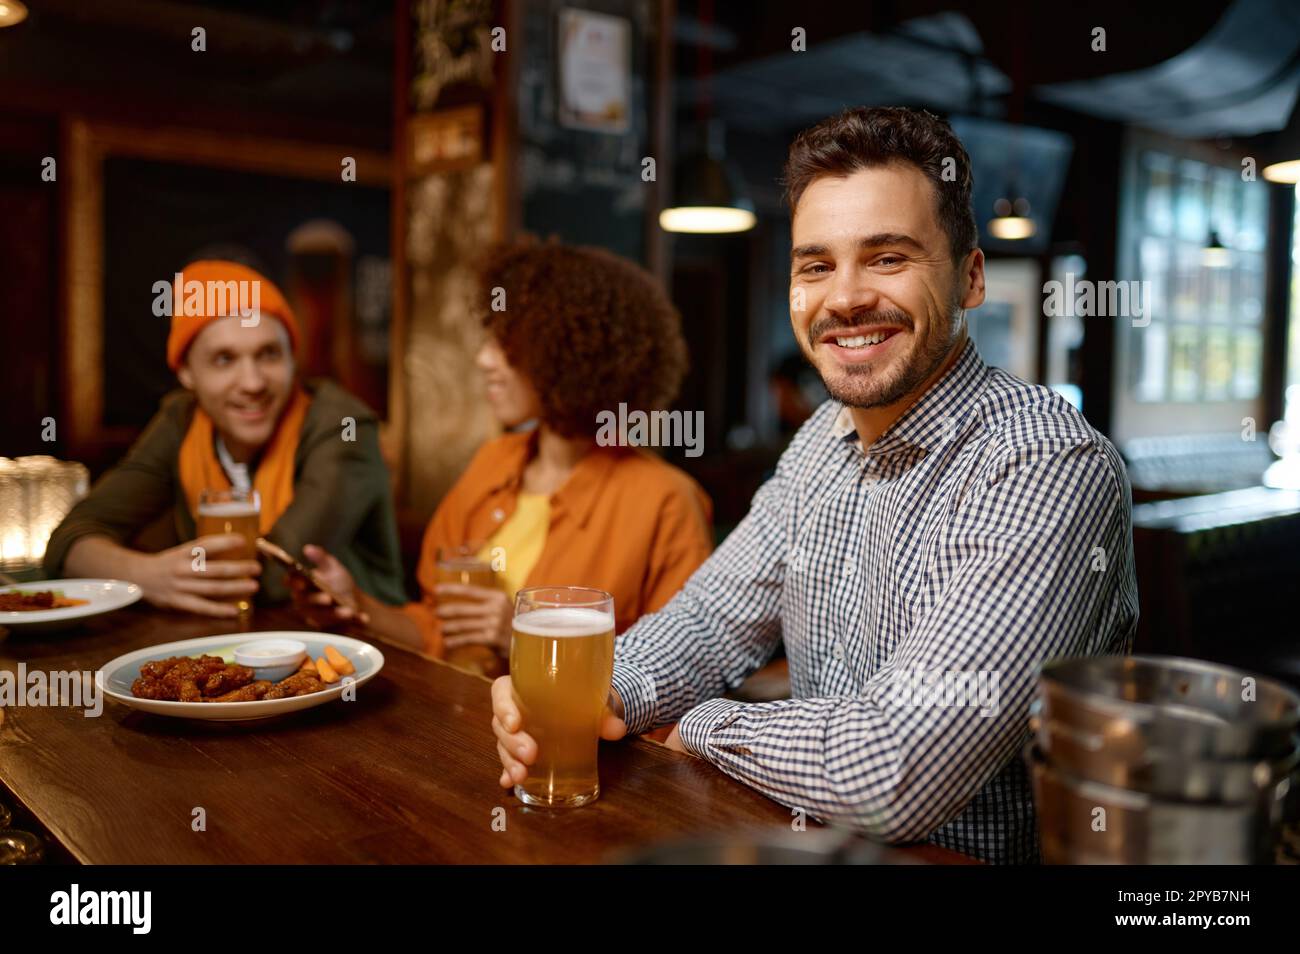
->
xmin=436 ymin=544 xmax=504 ymax=675
xmin=510 ymin=586 xmax=615 ymax=808
xmin=196 ymin=488 xmax=260 ymax=617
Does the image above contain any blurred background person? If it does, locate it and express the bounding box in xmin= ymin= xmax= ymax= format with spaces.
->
xmin=45 ymin=260 xmax=405 ymax=616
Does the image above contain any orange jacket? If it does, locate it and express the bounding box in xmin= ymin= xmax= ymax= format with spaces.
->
xmin=405 ymin=430 xmax=714 ymax=656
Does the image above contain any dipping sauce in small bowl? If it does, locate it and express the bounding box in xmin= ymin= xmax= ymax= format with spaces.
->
xmin=233 ymin=639 xmax=307 ymax=682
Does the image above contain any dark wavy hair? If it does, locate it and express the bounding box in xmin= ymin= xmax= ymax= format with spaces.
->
xmin=782 ymin=106 xmax=979 ymax=261
xmin=477 ymin=238 xmax=689 ymax=437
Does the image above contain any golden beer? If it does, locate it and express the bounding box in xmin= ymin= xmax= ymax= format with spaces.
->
xmin=196 ymin=489 xmax=260 ymax=616
xmin=434 ymin=558 xmax=497 ymax=592
xmin=435 ymin=546 xmax=502 ymax=674
xmin=510 ymin=592 xmax=615 ymax=808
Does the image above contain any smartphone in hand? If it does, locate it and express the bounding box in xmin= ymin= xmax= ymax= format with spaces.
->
xmin=255 ymin=537 xmax=348 ymax=609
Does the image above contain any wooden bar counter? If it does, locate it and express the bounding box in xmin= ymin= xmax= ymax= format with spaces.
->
xmin=0 ymin=605 xmax=975 ymax=865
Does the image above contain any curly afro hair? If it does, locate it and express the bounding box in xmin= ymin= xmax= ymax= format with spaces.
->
xmin=478 ymin=238 xmax=689 ymax=438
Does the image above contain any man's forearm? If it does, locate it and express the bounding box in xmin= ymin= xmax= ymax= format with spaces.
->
xmin=671 ymin=692 xmax=990 ymax=844
xmin=609 ymin=470 xmax=791 ymax=734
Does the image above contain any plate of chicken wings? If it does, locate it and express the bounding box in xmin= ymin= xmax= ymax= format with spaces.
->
xmin=96 ymin=632 xmax=384 ymax=721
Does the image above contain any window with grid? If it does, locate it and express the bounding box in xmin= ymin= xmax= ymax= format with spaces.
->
xmin=1125 ymin=150 xmax=1268 ymax=404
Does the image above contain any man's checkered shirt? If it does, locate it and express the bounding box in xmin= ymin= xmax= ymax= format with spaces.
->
xmin=610 ymin=337 xmax=1138 ymax=864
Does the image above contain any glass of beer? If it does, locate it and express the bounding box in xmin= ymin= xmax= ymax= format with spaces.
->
xmin=435 ymin=544 xmax=503 ymax=674
xmin=435 ymin=545 xmax=496 ymax=590
xmin=510 ymin=586 xmax=615 ymax=808
xmin=196 ymin=488 xmax=260 ymax=617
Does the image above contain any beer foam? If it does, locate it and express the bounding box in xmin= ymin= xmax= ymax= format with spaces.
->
xmin=197 ymin=501 xmax=259 ymax=518
xmin=513 ymin=606 xmax=613 ymax=638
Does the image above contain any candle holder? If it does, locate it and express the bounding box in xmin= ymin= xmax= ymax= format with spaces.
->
xmin=0 ymin=456 xmax=89 ymax=575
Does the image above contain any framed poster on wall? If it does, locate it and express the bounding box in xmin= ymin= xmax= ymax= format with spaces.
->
xmin=557 ymin=8 xmax=632 ymax=133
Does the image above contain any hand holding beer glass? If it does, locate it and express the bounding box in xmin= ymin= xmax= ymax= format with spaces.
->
xmin=195 ymin=488 xmax=261 ymax=618
xmin=434 ymin=545 xmax=510 ymax=675
xmin=501 ymin=587 xmax=621 ymax=807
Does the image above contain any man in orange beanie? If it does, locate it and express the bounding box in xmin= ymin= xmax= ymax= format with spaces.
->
xmin=45 ymin=260 xmax=406 ymax=616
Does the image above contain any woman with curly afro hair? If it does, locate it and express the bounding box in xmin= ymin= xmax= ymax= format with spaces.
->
xmin=300 ymin=239 xmax=714 ymax=679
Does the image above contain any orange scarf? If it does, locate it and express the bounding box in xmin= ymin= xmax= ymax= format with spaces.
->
xmin=178 ymin=389 xmax=312 ymax=534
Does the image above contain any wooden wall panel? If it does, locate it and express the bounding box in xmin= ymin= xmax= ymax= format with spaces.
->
xmin=402 ymin=166 xmax=500 ymax=513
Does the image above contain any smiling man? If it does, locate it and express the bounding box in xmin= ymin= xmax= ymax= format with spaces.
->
xmin=45 ymin=260 xmax=404 ymax=616
xmin=490 ymin=107 xmax=1138 ymax=863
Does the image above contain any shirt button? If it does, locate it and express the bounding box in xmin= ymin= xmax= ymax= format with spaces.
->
xmin=842 ymin=560 xmax=856 ymax=577
xmin=832 ymin=644 xmax=845 ymax=660
xmin=492 ymin=508 xmax=505 ymax=521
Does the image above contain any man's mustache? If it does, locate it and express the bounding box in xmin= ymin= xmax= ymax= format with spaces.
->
xmin=807 ymin=309 xmax=912 ymax=348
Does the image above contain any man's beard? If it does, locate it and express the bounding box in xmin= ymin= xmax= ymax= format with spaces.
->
xmin=806 ymin=301 xmax=962 ymax=410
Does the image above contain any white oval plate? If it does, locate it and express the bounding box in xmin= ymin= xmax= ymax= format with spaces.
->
xmin=0 ymin=579 xmax=143 ymax=627
xmin=97 ymin=631 xmax=384 ymax=721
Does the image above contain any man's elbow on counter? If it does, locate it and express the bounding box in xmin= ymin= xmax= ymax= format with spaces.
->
xmin=818 ymin=778 xmax=954 ymax=846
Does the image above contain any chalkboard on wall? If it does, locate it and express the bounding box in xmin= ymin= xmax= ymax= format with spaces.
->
xmin=516 ymin=0 xmax=658 ymax=264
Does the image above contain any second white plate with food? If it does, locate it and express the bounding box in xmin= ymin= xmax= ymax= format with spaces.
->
xmin=0 ymin=579 xmax=143 ymax=629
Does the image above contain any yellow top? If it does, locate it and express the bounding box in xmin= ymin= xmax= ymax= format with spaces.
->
xmin=477 ymin=491 xmax=550 ymax=599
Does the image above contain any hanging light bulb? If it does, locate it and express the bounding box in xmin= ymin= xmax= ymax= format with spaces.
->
xmin=1261 ymin=105 xmax=1300 ymax=183
xmin=0 ymin=0 xmax=29 ymax=27
xmin=1202 ymin=229 xmax=1230 ymax=268
xmin=989 ymin=195 xmax=1035 ymax=240
xmin=1262 ymin=159 xmax=1300 ymax=184
xmin=660 ymin=121 xmax=756 ymax=234
xmin=662 ymin=0 xmax=754 ymax=236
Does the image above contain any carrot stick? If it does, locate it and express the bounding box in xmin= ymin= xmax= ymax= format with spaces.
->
xmin=324 ymin=645 xmax=355 ymax=676
xmin=316 ymin=657 xmax=340 ymax=684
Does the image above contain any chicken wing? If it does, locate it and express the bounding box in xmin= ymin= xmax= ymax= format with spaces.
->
xmin=204 ymin=680 xmax=273 ymax=703
xmin=202 ymin=665 xmax=254 ymax=696
xmin=263 ymin=672 xmax=329 ymax=700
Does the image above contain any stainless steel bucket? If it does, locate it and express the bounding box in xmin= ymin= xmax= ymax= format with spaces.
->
xmin=1030 ymin=706 xmax=1300 ymax=806
xmin=1038 ymin=655 xmax=1300 ymax=760
xmin=1031 ymin=655 xmax=1300 ymax=863
xmin=1027 ymin=742 xmax=1285 ymax=864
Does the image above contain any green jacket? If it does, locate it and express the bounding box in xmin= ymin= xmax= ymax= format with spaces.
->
xmin=44 ymin=379 xmax=407 ymax=605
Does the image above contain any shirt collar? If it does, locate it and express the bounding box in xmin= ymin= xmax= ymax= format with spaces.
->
xmin=214 ymin=435 xmax=252 ymax=493
xmin=830 ymin=336 xmax=988 ymax=456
